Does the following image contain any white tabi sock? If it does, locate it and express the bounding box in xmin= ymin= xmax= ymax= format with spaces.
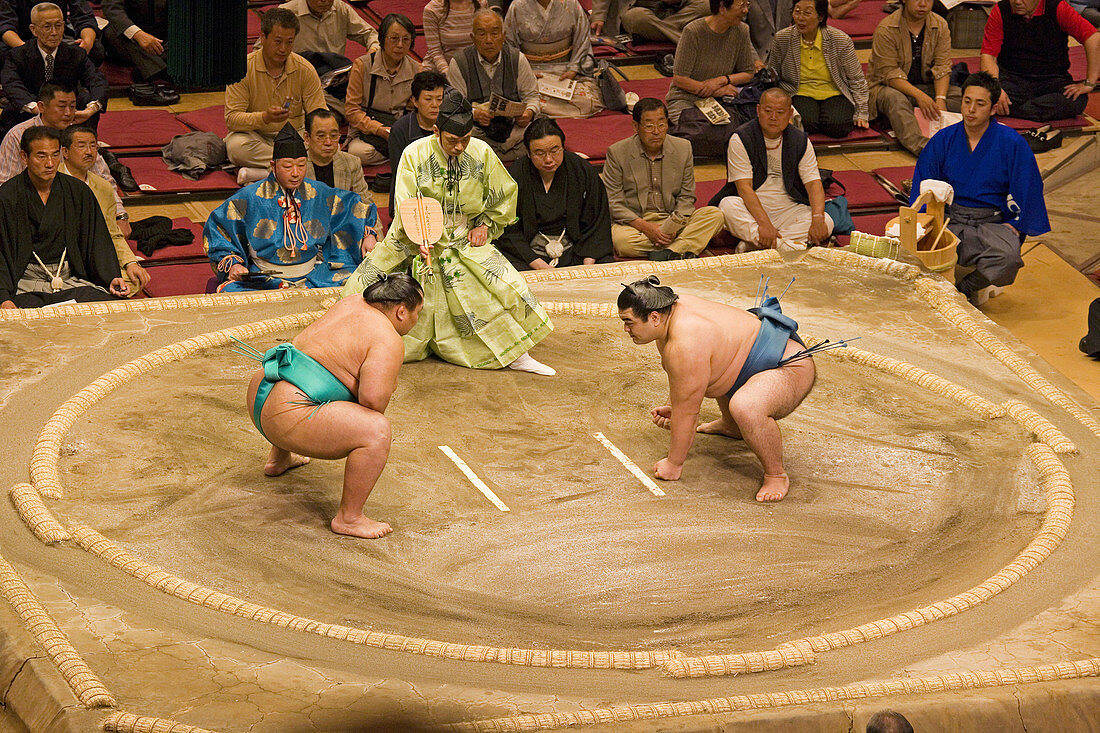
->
xmin=507 ymin=352 xmax=556 ymax=376
xmin=236 ymin=167 xmax=268 ymax=186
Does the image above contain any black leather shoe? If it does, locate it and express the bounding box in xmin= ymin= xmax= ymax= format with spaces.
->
xmin=128 ymin=82 xmax=177 ymax=106
xmin=101 ymin=149 xmax=139 ymax=192
xmin=654 ymin=53 xmax=675 ymax=78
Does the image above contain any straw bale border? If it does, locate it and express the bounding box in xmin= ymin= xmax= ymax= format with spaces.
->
xmin=915 ymin=278 xmax=1100 ymax=438
xmin=451 ymin=657 xmax=1100 ymax=731
xmin=522 ymin=251 xmax=782 ymax=283
xmin=664 ymin=443 xmax=1073 ymax=678
xmin=0 ymin=287 xmax=330 ymax=322
xmin=1003 ymin=400 xmax=1078 ymax=453
xmin=66 ymin=524 xmax=678 ymax=670
xmin=0 ymin=554 xmax=115 ymax=707
xmin=8 ymin=483 xmax=69 ymax=543
xmin=29 ymin=312 xmax=324 ymax=499
xmin=101 ymin=712 xmax=222 ymax=733
xmin=804 ymin=248 xmax=921 ymax=280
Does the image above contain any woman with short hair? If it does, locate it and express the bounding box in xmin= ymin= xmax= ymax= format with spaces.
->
xmin=345 ymin=13 xmax=420 ymax=166
xmin=767 ymin=0 xmax=869 ymax=137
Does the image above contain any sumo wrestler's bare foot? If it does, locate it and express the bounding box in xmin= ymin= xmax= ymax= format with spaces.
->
xmin=697 ymin=418 xmax=743 ymax=439
xmin=756 ymin=473 xmax=789 ymax=502
xmin=330 ymin=513 xmax=393 ymax=539
xmin=264 ymin=448 xmax=311 ymax=477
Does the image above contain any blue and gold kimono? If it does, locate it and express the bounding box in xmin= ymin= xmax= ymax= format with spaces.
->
xmin=205 ymin=174 xmax=374 ymax=291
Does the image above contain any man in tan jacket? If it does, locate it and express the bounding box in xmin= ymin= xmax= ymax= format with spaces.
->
xmin=602 ymin=97 xmax=723 ymax=260
xmin=867 ymin=0 xmax=959 ymax=155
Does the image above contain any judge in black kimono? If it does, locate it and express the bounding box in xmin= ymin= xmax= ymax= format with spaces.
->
xmin=0 ymin=126 xmax=128 ymax=308
xmin=498 ymin=118 xmax=614 ymax=270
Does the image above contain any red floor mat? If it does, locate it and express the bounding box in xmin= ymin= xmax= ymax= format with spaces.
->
xmin=364 ymin=161 xmax=391 ymax=180
xmin=142 ymin=262 xmax=217 ymax=297
xmin=809 ymin=125 xmax=885 ymax=145
xmin=831 ymin=0 xmax=888 ymax=41
xmin=695 ymin=178 xmax=726 ymax=208
xmin=101 ymin=61 xmax=133 ymax=87
xmin=122 ymin=155 xmax=239 ymax=194
xmin=557 ymin=114 xmax=636 ymax=162
xmin=830 ymin=169 xmax=897 ymax=209
xmin=178 ymin=105 xmax=228 ymax=138
xmin=129 ymin=217 xmax=207 ymax=263
xmin=99 ymin=110 xmax=193 ymax=149
xmin=999 ymin=114 xmax=1088 ymax=130
xmin=365 ymin=0 xmax=424 ymax=27
xmin=621 ymin=77 xmax=672 ymax=99
xmin=848 ymin=211 xmax=897 ymax=237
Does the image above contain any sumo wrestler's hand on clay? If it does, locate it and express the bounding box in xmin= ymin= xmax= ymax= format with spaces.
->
xmin=654 ymin=457 xmax=682 ymax=481
xmin=650 ymin=405 xmax=672 ymax=429
xmin=468 ymin=225 xmax=489 ymax=247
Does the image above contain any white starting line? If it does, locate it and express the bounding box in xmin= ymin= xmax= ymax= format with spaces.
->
xmin=439 ymin=445 xmax=510 ymax=512
xmin=593 ymin=432 xmax=665 ymax=497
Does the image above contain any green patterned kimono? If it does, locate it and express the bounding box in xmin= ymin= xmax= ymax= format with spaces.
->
xmin=341 ymin=135 xmax=552 ymax=369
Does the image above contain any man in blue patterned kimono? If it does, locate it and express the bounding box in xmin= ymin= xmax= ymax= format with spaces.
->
xmin=205 ymin=123 xmax=376 ymax=292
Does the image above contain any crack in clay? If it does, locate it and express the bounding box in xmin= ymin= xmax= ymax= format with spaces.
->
xmin=2 ymin=656 xmax=39 ymax=703
xmin=1014 ymin=689 xmax=1028 ymax=732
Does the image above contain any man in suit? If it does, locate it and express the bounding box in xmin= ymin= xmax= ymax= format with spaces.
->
xmin=602 ymin=97 xmax=724 ymax=260
xmin=746 ymin=0 xmax=794 ymax=61
xmin=303 ymin=107 xmax=371 ymax=200
xmin=0 ymin=2 xmax=106 ymax=134
xmin=101 ymin=0 xmax=179 ymax=105
xmin=0 ymin=0 xmax=101 ymax=65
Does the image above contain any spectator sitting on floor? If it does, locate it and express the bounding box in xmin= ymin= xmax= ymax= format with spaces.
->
xmin=866 ymin=709 xmax=914 ymax=733
xmin=0 ymin=84 xmax=129 ymax=231
xmin=206 ymin=124 xmax=374 ymax=293
xmin=303 ymin=108 xmax=370 ymax=200
xmin=666 ymin=0 xmax=757 ymax=157
xmin=980 ymin=0 xmax=1099 ymax=121
xmin=590 ymin=0 xmax=710 ymax=45
xmin=504 ymin=0 xmax=603 ymax=118
xmin=345 ymin=13 xmax=419 ymax=167
xmin=0 ymin=1 xmax=106 ymax=135
xmin=423 ymin=0 xmax=484 ymax=74
xmin=101 ymin=0 xmax=180 ymax=106
xmin=868 ymin=0 xmax=961 ymax=155
xmin=499 ymin=118 xmax=614 ymax=270
xmin=717 ymin=88 xmax=833 ymax=250
xmin=225 ymin=7 xmax=326 ymax=185
xmin=59 ymin=125 xmax=150 ymax=296
xmin=278 ymin=0 xmax=377 ymax=56
xmin=0 ymin=0 xmax=101 ymax=66
xmin=387 ymin=70 xmax=446 ymax=218
xmin=911 ymin=72 xmax=1049 ymax=307
xmin=0 ymin=126 xmax=129 ymax=309
xmin=767 ymin=0 xmax=869 ymax=138
xmin=602 ymin=97 xmax=725 ymax=261
xmin=273 ymin=0 xmax=379 ymax=117
xmin=446 ymin=8 xmax=539 ymax=162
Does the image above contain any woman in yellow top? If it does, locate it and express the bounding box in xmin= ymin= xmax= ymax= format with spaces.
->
xmin=766 ymin=0 xmax=869 ymax=138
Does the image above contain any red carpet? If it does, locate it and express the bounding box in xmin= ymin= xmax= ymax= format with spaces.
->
xmin=121 ymin=155 xmax=239 ymax=195
xmin=141 ymin=262 xmax=217 ymax=298
xmin=558 ymin=114 xmax=636 ymax=162
xmin=871 ymin=166 xmax=914 ymax=196
xmin=831 ymin=0 xmax=888 ymax=41
xmin=178 ymin=106 xmax=229 ymax=139
xmin=365 ymin=0 xmax=424 ymax=27
xmin=831 ymin=169 xmax=898 ymax=210
xmin=99 ymin=110 xmax=193 ymax=150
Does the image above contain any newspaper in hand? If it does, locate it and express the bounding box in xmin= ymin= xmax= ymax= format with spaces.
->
xmin=695 ymin=97 xmax=731 ymax=126
xmin=538 ymin=76 xmax=577 ymax=101
xmin=487 ymin=93 xmax=527 ymax=117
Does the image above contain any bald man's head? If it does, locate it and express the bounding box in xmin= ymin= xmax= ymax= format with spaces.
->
xmin=757 ymin=88 xmax=794 ymax=138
